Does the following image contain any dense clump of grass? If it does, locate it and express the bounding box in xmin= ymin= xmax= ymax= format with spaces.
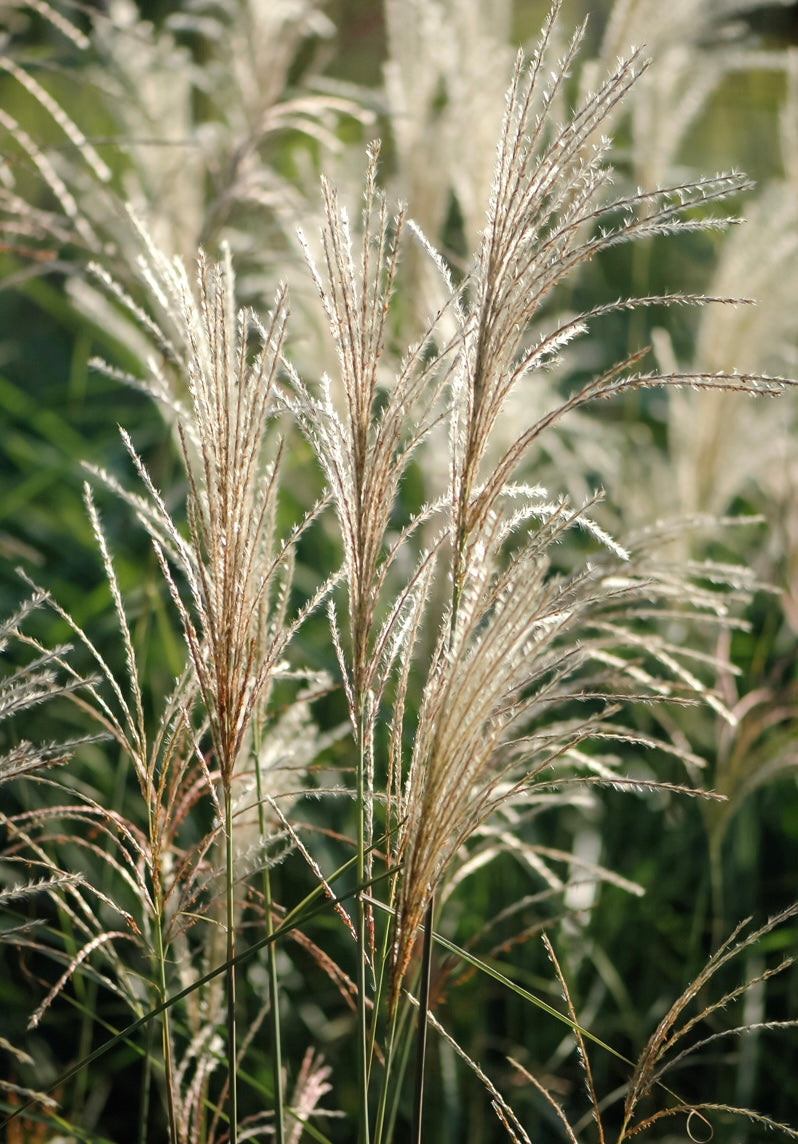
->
xmin=1 ymin=1 xmax=797 ymax=1141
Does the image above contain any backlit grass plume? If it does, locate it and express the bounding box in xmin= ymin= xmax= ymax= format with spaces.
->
xmin=95 ymin=238 xmax=318 ymax=1142
xmin=1 ymin=1 xmax=797 ymax=1142
xmin=381 ymin=0 xmax=791 ymax=1010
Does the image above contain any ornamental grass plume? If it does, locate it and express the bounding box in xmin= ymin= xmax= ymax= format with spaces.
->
xmin=2 ymin=235 xmax=315 ymax=1139
xmin=280 ymin=4 xmax=796 ymax=1139
xmin=282 ymin=138 xmax=456 ymax=1136
xmin=1 ymin=0 xmax=797 ymax=1141
xmin=92 ymin=235 xmax=323 ymax=1142
xmin=384 ymin=0 xmax=791 ymax=1012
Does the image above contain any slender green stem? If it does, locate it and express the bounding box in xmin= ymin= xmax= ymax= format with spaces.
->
xmin=225 ymin=788 xmax=238 ymax=1144
xmin=263 ymin=870 xmax=284 ymax=1140
xmin=254 ymin=723 xmax=285 ymax=1144
xmin=148 ymin=764 xmax=177 ymax=1144
xmin=373 ymin=997 xmax=402 ymax=1144
xmin=138 ymin=1022 xmax=153 ymax=1144
xmin=369 ymin=864 xmax=405 ymax=1144
xmin=356 ymin=699 xmax=371 ymax=1144
xmin=384 ymin=999 xmax=416 ymax=1144
xmin=154 ymin=901 xmax=179 ymax=1144
xmin=410 ymin=898 xmax=434 ymax=1144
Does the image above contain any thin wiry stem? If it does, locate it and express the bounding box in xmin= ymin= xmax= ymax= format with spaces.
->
xmin=224 ymin=790 xmax=238 ymax=1144
xmin=254 ymin=722 xmax=285 ymax=1144
xmin=356 ymin=699 xmax=371 ymax=1144
xmin=153 ymin=891 xmax=179 ymax=1144
xmin=373 ymin=993 xmax=402 ymax=1144
xmin=410 ymin=902 xmax=434 ymax=1144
